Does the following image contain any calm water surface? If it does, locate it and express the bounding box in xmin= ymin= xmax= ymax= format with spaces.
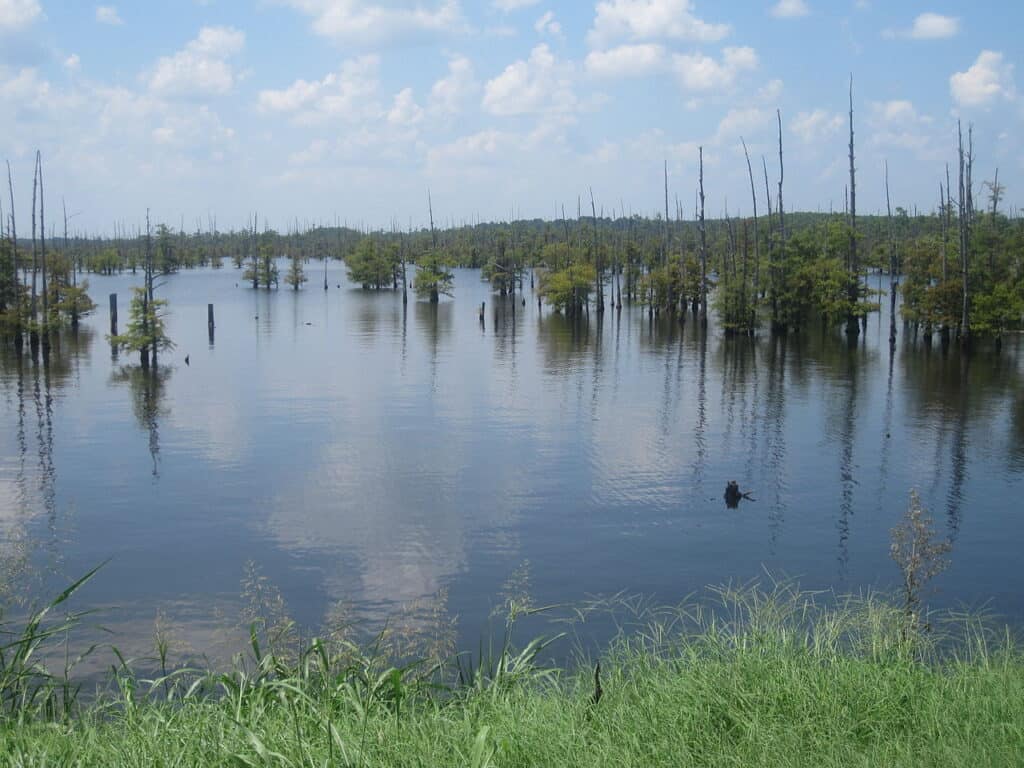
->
xmin=1 ymin=263 xmax=1023 ymax=658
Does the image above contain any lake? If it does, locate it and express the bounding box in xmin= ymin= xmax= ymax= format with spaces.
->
xmin=1 ymin=262 xmax=1023 ymax=663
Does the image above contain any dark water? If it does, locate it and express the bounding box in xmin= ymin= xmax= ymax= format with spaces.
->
xmin=1 ymin=263 xmax=1023 ymax=660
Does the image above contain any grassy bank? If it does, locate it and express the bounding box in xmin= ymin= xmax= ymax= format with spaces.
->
xmin=2 ymin=582 xmax=1023 ymax=767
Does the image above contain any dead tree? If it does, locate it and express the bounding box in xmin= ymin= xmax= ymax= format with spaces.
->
xmin=37 ymin=152 xmax=49 ymax=354
xmin=761 ymin=156 xmax=775 ymax=314
xmin=846 ymin=77 xmax=860 ymax=339
xmin=29 ymin=156 xmax=39 ymax=350
xmin=774 ymin=112 xmax=787 ymax=333
xmin=6 ymin=161 xmax=22 ymax=349
xmin=957 ymin=121 xmax=971 ymax=350
xmin=885 ymin=161 xmax=897 ymax=349
xmin=698 ymin=146 xmax=708 ymax=327
xmin=742 ymin=138 xmax=760 ymax=328
xmin=590 ymin=188 xmax=603 ymax=313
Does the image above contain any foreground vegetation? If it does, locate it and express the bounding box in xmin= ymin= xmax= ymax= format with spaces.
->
xmin=2 ymin=570 xmax=1023 ymax=766
xmin=0 ymin=498 xmax=1020 ymax=768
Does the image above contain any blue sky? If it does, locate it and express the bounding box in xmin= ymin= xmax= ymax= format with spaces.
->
xmin=0 ymin=0 xmax=1021 ymax=233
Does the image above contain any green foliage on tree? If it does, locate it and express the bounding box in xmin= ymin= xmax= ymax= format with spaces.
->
xmin=45 ymin=252 xmax=96 ymax=327
xmin=108 ymin=287 xmax=174 ymax=369
xmin=482 ymin=231 xmax=523 ymax=295
xmin=346 ymin=237 xmax=398 ymax=290
xmin=284 ymin=253 xmax=307 ymax=290
xmin=155 ymin=224 xmax=180 ymax=275
xmin=244 ymin=243 xmax=279 ymax=289
xmin=0 ymin=240 xmax=28 ymax=335
xmin=413 ymin=251 xmax=454 ymax=303
xmin=539 ymin=263 xmax=595 ymax=314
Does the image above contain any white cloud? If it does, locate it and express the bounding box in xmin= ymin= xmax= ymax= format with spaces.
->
xmin=257 ymin=55 xmax=381 ymax=123
xmin=884 ymin=12 xmax=960 ymax=41
xmin=871 ymin=99 xmax=930 ymax=125
xmin=868 ymin=99 xmax=936 ymax=155
xmin=585 ymin=43 xmax=666 ymax=78
xmin=950 ymin=50 xmax=1015 ymax=108
xmin=493 ymin=0 xmax=539 ymax=9
xmin=426 ymin=129 xmax=514 ymax=171
xmin=0 ymin=66 xmax=51 ymax=110
xmin=909 ymin=12 xmax=958 ymax=39
xmin=96 ymin=5 xmax=123 ymax=25
xmin=429 ymin=55 xmax=477 ymax=115
xmin=387 ymin=87 xmax=423 ymax=126
xmin=482 ymin=43 xmax=575 ymax=116
xmin=0 ymin=0 xmax=40 ymax=30
xmin=64 ymin=54 xmax=81 ymax=71
xmin=757 ymin=78 xmax=784 ymax=103
xmin=148 ymin=26 xmax=245 ymax=97
xmin=278 ymin=0 xmax=464 ymax=45
xmin=534 ymin=10 xmax=561 ymax=38
xmin=715 ymin=107 xmax=769 ymax=143
xmin=791 ymin=108 xmax=843 ymax=143
xmin=588 ymin=0 xmax=730 ymax=48
xmin=672 ymin=46 xmax=757 ymax=91
xmin=770 ymin=0 xmax=808 ymax=18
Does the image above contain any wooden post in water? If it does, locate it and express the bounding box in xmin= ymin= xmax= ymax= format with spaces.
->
xmin=109 ymin=293 xmax=117 ymax=335
xmin=208 ymin=303 xmax=215 ymax=345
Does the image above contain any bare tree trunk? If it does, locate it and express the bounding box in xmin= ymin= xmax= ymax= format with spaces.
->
xmin=143 ymin=209 xmax=153 ymax=369
xmin=776 ymin=111 xmax=786 ymax=255
xmin=30 ymin=157 xmax=39 ymax=351
xmin=762 ymin=156 xmax=775 ymax=315
xmin=7 ymin=161 xmax=22 ymax=349
xmin=590 ymin=187 xmax=603 ymax=313
xmin=698 ymin=146 xmax=707 ymax=327
xmin=428 ymin=189 xmax=437 ymax=249
xmin=64 ymin=198 xmax=78 ymax=328
xmin=957 ymin=121 xmax=971 ymax=350
xmin=742 ymin=138 xmax=760 ymax=330
xmin=846 ymin=78 xmax=860 ymax=339
xmin=885 ymin=161 xmax=897 ymax=349
xmin=941 ymin=173 xmax=949 ymax=282
xmin=37 ymin=152 xmax=49 ymax=354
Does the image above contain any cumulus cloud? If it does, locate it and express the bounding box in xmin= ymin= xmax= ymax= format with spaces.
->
xmin=493 ymin=0 xmax=539 ymax=9
xmin=148 ymin=26 xmax=245 ymax=97
xmin=714 ymin=107 xmax=770 ymax=143
xmin=427 ymin=129 xmax=513 ymax=170
xmin=258 ymin=55 xmax=381 ymax=123
xmin=534 ymin=10 xmax=561 ymax=38
xmin=757 ymin=78 xmax=784 ymax=103
xmin=429 ymin=55 xmax=477 ymax=115
xmin=278 ymin=0 xmax=464 ymax=45
xmin=387 ymin=87 xmax=423 ymax=126
xmin=482 ymin=44 xmax=575 ymax=116
xmin=672 ymin=46 xmax=757 ymax=91
xmin=908 ymin=12 xmax=958 ymax=39
xmin=585 ymin=43 xmax=666 ymax=78
xmin=950 ymin=50 xmax=1015 ymax=107
xmin=770 ymin=0 xmax=808 ymax=19
xmin=868 ymin=99 xmax=936 ymax=155
xmin=884 ymin=12 xmax=959 ymax=40
xmin=790 ymin=108 xmax=843 ymax=143
xmin=588 ymin=0 xmax=730 ymax=48
xmin=96 ymin=5 xmax=123 ymax=25
xmin=0 ymin=0 xmax=40 ymax=31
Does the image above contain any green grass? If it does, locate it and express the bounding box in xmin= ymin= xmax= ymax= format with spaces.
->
xmin=1 ymin=582 xmax=1023 ymax=767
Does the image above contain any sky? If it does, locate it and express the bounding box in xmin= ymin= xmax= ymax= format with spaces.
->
xmin=0 ymin=0 xmax=1021 ymax=234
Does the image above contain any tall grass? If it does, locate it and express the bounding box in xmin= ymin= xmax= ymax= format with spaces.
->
xmin=1 ymin=572 xmax=1022 ymax=766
